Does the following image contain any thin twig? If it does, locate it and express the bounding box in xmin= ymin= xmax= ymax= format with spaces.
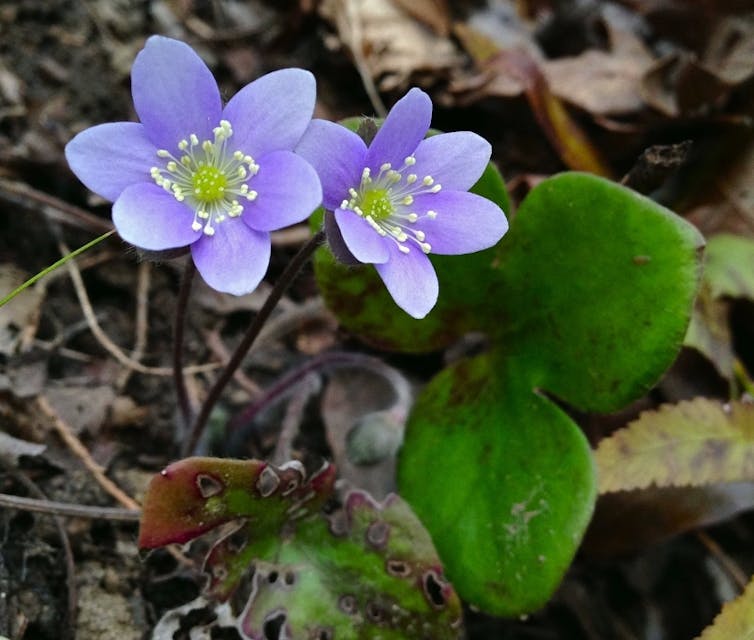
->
xmin=58 ymin=239 xmax=220 ymax=377
xmin=0 ymin=492 xmax=140 ymax=521
xmin=696 ymin=530 xmax=749 ymax=592
xmin=116 ymin=260 xmax=151 ymax=390
xmin=184 ymin=231 xmax=325 ymax=456
xmin=12 ymin=473 xmax=77 ymax=640
xmin=0 ymin=176 xmax=113 ymax=234
xmin=37 ymin=394 xmax=140 ymax=511
xmin=174 ymin=260 xmax=197 ymax=429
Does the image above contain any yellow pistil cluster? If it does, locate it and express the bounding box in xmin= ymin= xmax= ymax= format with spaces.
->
xmin=340 ymin=155 xmax=441 ymax=255
xmin=150 ymin=120 xmax=259 ymax=236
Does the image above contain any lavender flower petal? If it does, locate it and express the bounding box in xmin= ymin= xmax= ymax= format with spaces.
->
xmin=324 ymin=210 xmax=360 ymax=265
xmin=334 ymin=209 xmax=390 ymax=264
xmin=412 ymin=132 xmax=491 ymax=191
xmin=190 ymin=222 xmax=271 ymax=296
xmin=375 ymin=243 xmax=439 ymax=319
xmin=295 ymin=119 xmax=367 ymax=211
xmin=412 ymin=191 xmax=508 ymax=255
xmin=113 ymin=183 xmax=201 ymax=250
xmin=131 ymin=36 xmax=222 ymax=153
xmin=241 ymin=150 xmax=322 ymax=232
xmin=364 ymin=88 xmax=432 ymax=173
xmin=223 ymin=69 xmax=316 ymax=161
xmin=65 ymin=123 xmax=157 ymax=201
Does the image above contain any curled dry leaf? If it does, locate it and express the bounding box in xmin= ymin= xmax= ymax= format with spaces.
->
xmin=584 ymin=482 xmax=754 ymax=556
xmin=685 ymin=234 xmax=754 ymax=378
xmin=595 ymin=398 xmax=754 ymax=493
xmin=319 ymin=0 xmax=462 ymax=91
xmin=543 ymin=17 xmax=655 ymax=116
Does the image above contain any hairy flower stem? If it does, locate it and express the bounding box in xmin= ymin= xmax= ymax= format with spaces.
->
xmin=183 ymin=230 xmax=325 ymax=456
xmin=174 ymin=259 xmax=197 ymax=430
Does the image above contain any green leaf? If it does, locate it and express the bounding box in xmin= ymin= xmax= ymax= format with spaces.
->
xmin=397 ymin=173 xmax=704 ymax=616
xmin=398 ymin=353 xmax=596 ymax=615
xmin=312 ymin=162 xmax=511 ymax=352
xmin=595 ymin=399 xmax=754 ymax=492
xmin=140 ymin=458 xmax=462 ymax=639
xmin=491 ymin=172 xmax=705 ymax=412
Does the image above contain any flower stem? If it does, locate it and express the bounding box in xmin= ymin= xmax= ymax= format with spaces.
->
xmin=224 ymin=350 xmax=412 ymax=457
xmin=174 ymin=259 xmax=197 ymax=430
xmin=182 ymin=230 xmax=325 ymax=456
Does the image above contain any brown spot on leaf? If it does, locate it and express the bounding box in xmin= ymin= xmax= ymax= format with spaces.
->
xmin=256 ymin=466 xmax=280 ymax=497
xmin=422 ymin=570 xmax=448 ymax=609
xmin=338 ymin=594 xmax=358 ymax=615
xmin=366 ymin=520 xmax=390 ymax=549
xmin=196 ymin=473 xmax=224 ymax=498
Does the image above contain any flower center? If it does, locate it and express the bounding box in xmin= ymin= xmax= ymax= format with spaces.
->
xmin=150 ymin=120 xmax=259 ymax=236
xmin=192 ymin=165 xmax=228 ymax=203
xmin=341 ymin=155 xmax=442 ymax=255
xmin=359 ymin=188 xmax=393 ymax=221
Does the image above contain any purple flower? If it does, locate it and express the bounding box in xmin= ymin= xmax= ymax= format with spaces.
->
xmin=296 ymin=88 xmax=508 ymax=319
xmin=65 ymin=36 xmax=322 ymax=295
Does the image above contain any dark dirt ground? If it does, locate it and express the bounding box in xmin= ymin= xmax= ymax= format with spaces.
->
xmin=1 ymin=1 xmax=754 ymax=638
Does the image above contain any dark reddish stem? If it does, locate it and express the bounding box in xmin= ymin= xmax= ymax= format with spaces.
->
xmin=182 ymin=230 xmax=325 ymax=456
xmin=174 ymin=259 xmax=196 ymax=431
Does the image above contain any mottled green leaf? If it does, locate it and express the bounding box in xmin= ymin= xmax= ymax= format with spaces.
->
xmin=398 ymin=353 xmax=596 ymax=615
xmin=140 ymin=458 xmax=462 ymax=639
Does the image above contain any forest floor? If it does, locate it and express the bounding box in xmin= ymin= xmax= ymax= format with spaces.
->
xmin=1 ymin=1 xmax=754 ymax=638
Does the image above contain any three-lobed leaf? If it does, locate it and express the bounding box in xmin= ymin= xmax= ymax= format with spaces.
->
xmin=318 ymin=170 xmax=704 ymax=615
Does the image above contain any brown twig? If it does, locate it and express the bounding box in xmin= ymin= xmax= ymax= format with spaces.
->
xmin=696 ymin=530 xmax=749 ymax=592
xmin=58 ymin=239 xmax=220 ymax=377
xmin=0 ymin=176 xmax=112 ymax=234
xmin=0 ymin=491 xmax=140 ymax=521
xmin=116 ymin=260 xmax=151 ymax=390
xmin=36 ymin=394 xmax=140 ymax=511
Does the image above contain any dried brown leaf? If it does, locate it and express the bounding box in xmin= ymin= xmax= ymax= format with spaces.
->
xmin=596 ymin=399 xmax=754 ymax=493
xmin=319 ymin=0 xmax=462 ymax=92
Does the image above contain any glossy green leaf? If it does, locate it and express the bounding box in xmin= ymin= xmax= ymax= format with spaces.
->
xmin=398 ymin=353 xmax=596 ymax=615
xmin=492 ymin=172 xmax=705 ymax=412
xmin=397 ymin=173 xmax=704 ymax=616
xmin=312 ymin=162 xmax=511 ymax=352
xmin=140 ymin=458 xmax=462 ymax=639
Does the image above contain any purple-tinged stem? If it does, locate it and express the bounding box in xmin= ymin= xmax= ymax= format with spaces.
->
xmin=183 ymin=230 xmax=325 ymax=456
xmin=174 ymin=259 xmax=196 ymax=431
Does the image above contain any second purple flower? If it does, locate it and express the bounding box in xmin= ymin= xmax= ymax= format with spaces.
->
xmin=296 ymin=88 xmax=509 ymax=319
